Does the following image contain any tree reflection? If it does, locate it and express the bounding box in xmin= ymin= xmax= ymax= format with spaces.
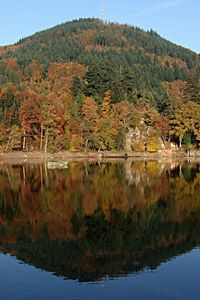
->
xmin=0 ymin=160 xmax=200 ymax=281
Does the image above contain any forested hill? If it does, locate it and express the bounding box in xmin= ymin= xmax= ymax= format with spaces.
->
xmin=1 ymin=18 xmax=200 ymax=152
xmin=1 ymin=18 xmax=200 ymax=104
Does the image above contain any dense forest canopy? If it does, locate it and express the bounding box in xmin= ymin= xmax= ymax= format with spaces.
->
xmin=0 ymin=18 xmax=200 ymax=152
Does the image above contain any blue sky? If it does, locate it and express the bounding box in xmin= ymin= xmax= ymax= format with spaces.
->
xmin=0 ymin=0 xmax=199 ymax=53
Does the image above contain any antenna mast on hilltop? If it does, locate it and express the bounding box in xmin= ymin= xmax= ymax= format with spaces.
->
xmin=100 ymin=0 xmax=105 ymax=20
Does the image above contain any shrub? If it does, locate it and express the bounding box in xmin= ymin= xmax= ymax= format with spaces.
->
xmin=132 ymin=140 xmax=145 ymax=152
xmin=146 ymin=137 xmax=161 ymax=152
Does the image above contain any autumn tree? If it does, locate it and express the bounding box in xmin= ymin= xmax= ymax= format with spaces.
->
xmin=41 ymin=99 xmax=60 ymax=152
xmin=96 ymin=118 xmax=118 ymax=150
xmin=154 ymin=115 xmax=169 ymax=145
xmin=170 ymin=101 xmax=200 ymax=147
xmin=82 ymin=96 xmax=99 ymax=149
xmin=6 ymin=125 xmax=21 ymax=151
xmin=19 ymin=91 xmax=41 ymax=150
xmin=101 ymin=90 xmax=112 ymax=117
xmin=28 ymin=60 xmax=44 ymax=83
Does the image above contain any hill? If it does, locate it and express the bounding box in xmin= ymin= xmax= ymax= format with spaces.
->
xmin=0 ymin=18 xmax=200 ymax=152
xmin=1 ymin=18 xmax=200 ymax=104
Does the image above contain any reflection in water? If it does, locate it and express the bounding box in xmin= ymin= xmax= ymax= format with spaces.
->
xmin=0 ymin=160 xmax=200 ymax=282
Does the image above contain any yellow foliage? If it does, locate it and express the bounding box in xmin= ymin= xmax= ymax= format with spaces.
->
xmin=146 ymin=137 xmax=161 ymax=152
xmin=132 ymin=140 xmax=145 ymax=152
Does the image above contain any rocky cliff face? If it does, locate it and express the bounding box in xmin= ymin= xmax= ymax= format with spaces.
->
xmin=125 ymin=127 xmax=165 ymax=152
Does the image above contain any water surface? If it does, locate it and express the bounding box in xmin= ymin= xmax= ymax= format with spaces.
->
xmin=0 ymin=159 xmax=200 ymax=299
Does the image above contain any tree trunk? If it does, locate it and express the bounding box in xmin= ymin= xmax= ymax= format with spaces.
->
xmin=44 ymin=130 xmax=48 ymax=153
xmin=179 ymin=135 xmax=183 ymax=148
xmin=6 ymin=133 xmax=11 ymax=152
xmin=85 ymin=138 xmax=89 ymax=151
xmin=23 ymin=131 xmax=26 ymax=151
xmin=40 ymin=127 xmax=44 ymax=151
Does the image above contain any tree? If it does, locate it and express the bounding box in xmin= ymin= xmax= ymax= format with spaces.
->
xmin=82 ymin=96 xmax=99 ymax=149
xmin=101 ymin=90 xmax=112 ymax=117
xmin=183 ymin=77 xmax=200 ymax=104
xmin=0 ymin=121 xmax=7 ymax=150
xmin=0 ymin=87 xmax=19 ymax=127
xmin=170 ymin=101 xmax=200 ymax=147
xmin=96 ymin=118 xmax=118 ymax=150
xmin=6 ymin=125 xmax=21 ymax=151
xmin=28 ymin=60 xmax=44 ymax=83
xmin=19 ymin=91 xmax=41 ymax=150
xmin=154 ymin=115 xmax=169 ymax=145
xmin=41 ymin=100 xmax=59 ymax=152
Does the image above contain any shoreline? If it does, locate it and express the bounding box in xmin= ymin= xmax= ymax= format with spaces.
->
xmin=0 ymin=150 xmax=200 ymax=164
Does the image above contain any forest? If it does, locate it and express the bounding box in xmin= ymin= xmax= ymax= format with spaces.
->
xmin=0 ymin=18 xmax=200 ymax=152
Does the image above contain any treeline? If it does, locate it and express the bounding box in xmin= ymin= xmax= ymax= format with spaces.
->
xmin=0 ymin=65 xmax=200 ymax=152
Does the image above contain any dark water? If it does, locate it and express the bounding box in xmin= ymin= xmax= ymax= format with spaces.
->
xmin=0 ymin=159 xmax=200 ymax=299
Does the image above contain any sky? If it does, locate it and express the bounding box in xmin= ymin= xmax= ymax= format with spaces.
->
xmin=0 ymin=0 xmax=199 ymax=53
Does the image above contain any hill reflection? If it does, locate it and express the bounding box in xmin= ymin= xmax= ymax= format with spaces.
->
xmin=0 ymin=160 xmax=200 ymax=281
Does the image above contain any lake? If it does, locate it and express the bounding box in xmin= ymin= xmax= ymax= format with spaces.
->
xmin=0 ymin=159 xmax=200 ymax=299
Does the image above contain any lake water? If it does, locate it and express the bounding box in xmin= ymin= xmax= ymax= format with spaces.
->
xmin=0 ymin=159 xmax=200 ymax=299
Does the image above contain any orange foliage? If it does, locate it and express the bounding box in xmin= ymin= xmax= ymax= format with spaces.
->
xmin=2 ymin=58 xmax=17 ymax=69
xmin=45 ymin=62 xmax=87 ymax=97
xmin=164 ymin=80 xmax=187 ymax=107
xmin=160 ymin=55 xmax=187 ymax=70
